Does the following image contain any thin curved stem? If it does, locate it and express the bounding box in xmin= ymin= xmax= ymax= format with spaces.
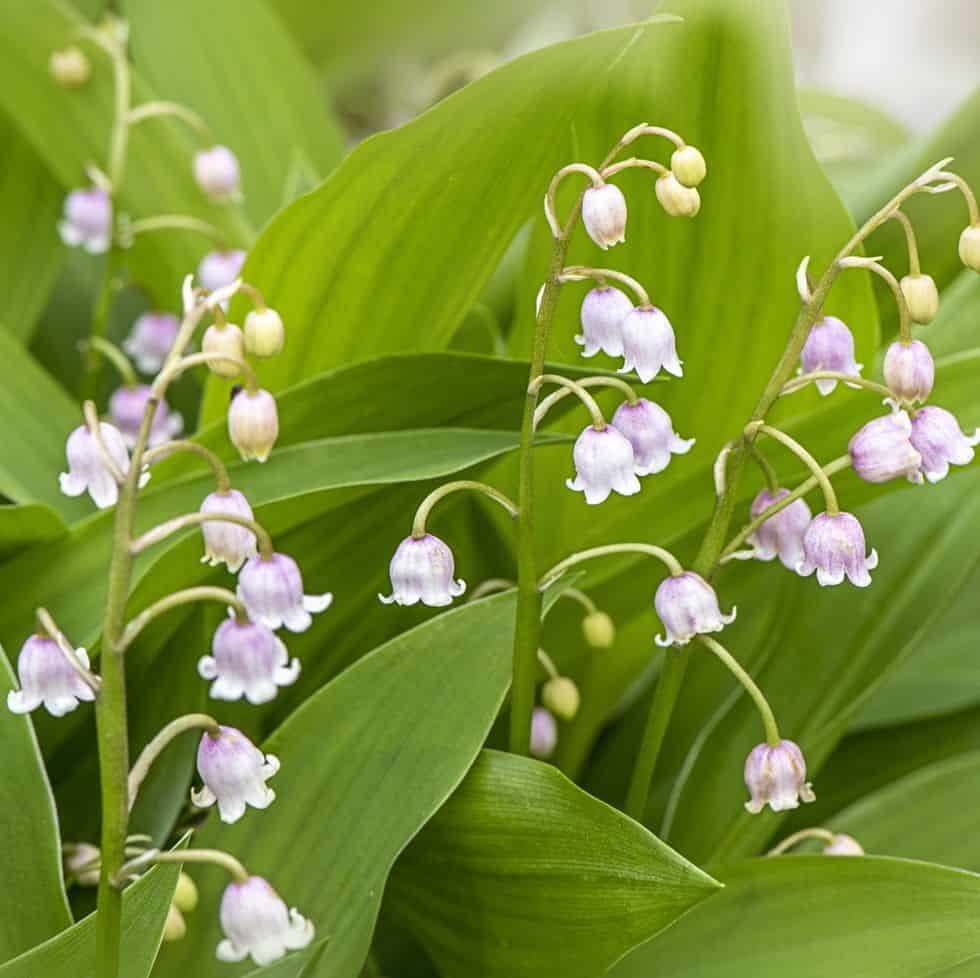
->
xmin=746 ymin=442 xmax=779 ymax=494
xmin=839 ymin=256 xmax=911 ymax=343
xmin=36 ymin=608 xmax=101 ymax=694
xmin=529 ymin=374 xmax=606 ymax=429
xmin=889 ymin=209 xmax=921 ymax=276
xmin=141 ymin=440 xmax=230 ymax=492
xmin=539 ymin=543 xmax=683 ymax=589
xmin=749 ymin=423 xmax=839 ymax=515
xmin=127 ymin=714 xmax=219 ymax=809
xmin=555 ymin=587 xmax=598 ymax=616
xmin=534 ymin=375 xmax=639 ymax=429
xmin=781 ymin=371 xmax=893 ymax=401
xmin=115 ymin=848 xmax=248 ymax=887
xmin=126 ymin=100 xmax=211 ymax=139
xmin=83 ymin=400 xmax=127 ymax=484
xmin=127 ymin=215 xmax=225 ymax=242
xmin=560 ymin=265 xmax=650 ymax=306
xmin=930 ymin=170 xmax=979 ymax=225
xmin=699 ymin=635 xmax=780 ymax=745
xmin=467 ymin=578 xmax=516 ymax=601
xmin=608 ymin=123 xmax=685 ymax=158
xmin=600 ymin=157 xmax=669 ymax=181
xmin=154 ymin=350 xmax=258 ymax=396
xmin=767 ymin=827 xmax=836 ymax=856
xmin=81 ymin=337 xmax=138 ymax=388
xmin=130 ymin=511 xmax=273 ymax=559
xmin=411 ymin=480 xmax=518 ymax=539
xmin=118 ymin=587 xmax=246 ymax=653
xmin=537 ymin=648 xmax=559 ymax=679
xmin=544 ymin=163 xmax=604 ymax=237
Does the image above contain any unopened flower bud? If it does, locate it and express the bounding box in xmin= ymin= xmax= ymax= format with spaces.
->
xmin=59 ymin=187 xmax=112 ymax=254
xmin=193 ymin=145 xmax=241 ymax=201
xmin=192 ymin=725 xmax=279 ymax=824
xmin=909 ymin=405 xmax=980 ymax=483
xmin=899 ymin=273 xmax=939 ymax=323
xmin=581 ymin=183 xmax=627 ymax=250
xmin=824 ymin=833 xmax=864 ymax=856
xmin=848 ymin=409 xmax=922 ymax=484
xmin=566 ymin=424 xmax=640 ymax=505
xmin=123 ymin=312 xmax=179 ymax=373
xmin=174 ymin=872 xmax=199 ymax=912
xmin=238 ymin=552 xmax=332 ymax=632
xmin=883 ymin=339 xmax=934 ymax=404
xmin=582 ymin=610 xmax=615 ymax=648
xmin=654 ymin=571 xmax=735 ymax=647
xmin=244 ymin=308 xmax=285 ymax=358
xmin=199 ymin=489 xmax=257 ymax=572
xmin=797 ymin=511 xmax=877 ymax=587
xmin=380 ymin=533 xmax=465 ymax=607
xmin=655 ymin=173 xmax=701 ymax=217
xmin=228 ymin=388 xmax=279 ymax=463
xmin=217 ymin=876 xmax=314 ymax=966
xmin=670 ymin=145 xmax=707 ymax=187
xmin=747 ymin=488 xmax=811 ymax=571
xmin=49 ymin=46 xmax=90 ymax=87
xmin=611 ymin=398 xmax=694 ymax=475
xmin=744 ymin=739 xmax=815 ymax=813
xmin=619 ymin=306 xmax=682 ymax=382
xmin=799 ymin=317 xmax=862 ymax=393
xmin=7 ymin=635 xmax=95 ymax=717
xmin=202 ymin=322 xmax=245 ymax=377
xmin=529 ymin=707 xmax=557 ymax=759
xmin=541 ymin=676 xmax=580 ymax=720
xmin=959 ymin=224 xmax=980 ymax=272
xmin=575 ymin=286 xmax=631 ymax=358
xmin=163 ymin=904 xmax=187 ymax=942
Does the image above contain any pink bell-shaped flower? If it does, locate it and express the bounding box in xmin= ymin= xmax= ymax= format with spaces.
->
xmin=108 ymin=385 xmax=183 ymax=448
xmin=199 ymin=489 xmax=257 ymax=572
xmin=744 ymin=739 xmax=815 ymax=813
xmin=229 ymin=388 xmax=279 ymax=463
xmin=216 ymin=876 xmax=314 ymax=966
xmin=611 ymin=398 xmax=694 ymax=475
xmin=799 ymin=316 xmax=862 ymax=394
xmin=193 ymin=145 xmax=242 ymax=201
xmin=883 ymin=339 xmax=934 ymax=404
xmin=529 ymin=707 xmax=558 ymax=759
xmin=58 ymin=187 xmax=112 ymax=254
xmin=909 ymin=405 xmax=980 ymax=484
xmin=379 ymin=533 xmax=465 ymax=607
xmin=619 ymin=306 xmax=682 ymax=382
xmin=59 ymin=422 xmax=133 ymax=509
xmin=848 ymin=410 xmax=923 ymax=484
xmin=122 ymin=312 xmax=179 ymax=373
xmin=654 ymin=571 xmax=736 ymax=647
xmin=581 ymin=183 xmax=627 ymax=249
xmin=237 ymin=552 xmax=332 ymax=633
xmin=566 ymin=425 xmax=641 ymax=505
xmin=192 ymin=725 xmax=279 ymax=824
xmin=797 ymin=512 xmax=877 ymax=587
xmin=747 ymin=488 xmax=811 ymax=571
xmin=7 ymin=635 xmax=95 ymax=717
xmin=575 ymin=286 xmax=631 ymax=358
xmin=198 ymin=249 xmax=246 ymax=294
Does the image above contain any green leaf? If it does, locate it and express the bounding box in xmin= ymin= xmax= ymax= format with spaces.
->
xmin=0 ymin=857 xmax=181 ymax=978
xmin=125 ymin=0 xmax=345 ymax=229
xmin=0 ymin=116 xmax=64 ymax=342
xmin=154 ymin=592 xmax=520 ymax=978
xmin=0 ymin=504 xmax=67 ymax=559
xmin=609 ymin=857 xmax=980 ymax=978
xmin=0 ymin=327 xmax=87 ymax=519
xmin=386 ymin=750 xmax=719 ymax=978
xmin=0 ymin=652 xmax=72 ymax=963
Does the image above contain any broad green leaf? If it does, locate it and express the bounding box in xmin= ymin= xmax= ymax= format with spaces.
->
xmin=0 ymin=857 xmax=180 ymax=978
xmin=0 ymin=504 xmax=67 ymax=559
xmin=126 ymin=0 xmax=345 ymax=229
xmin=155 ymin=592 xmax=521 ymax=978
xmin=0 ymin=0 xmax=251 ymax=304
xmin=0 ymin=653 xmax=72 ymax=963
xmin=0 ymin=116 xmax=64 ymax=342
xmin=387 ymin=750 xmax=719 ymax=978
xmin=0 ymin=327 xmax=87 ymax=519
xmin=610 ymin=857 xmax=980 ymax=978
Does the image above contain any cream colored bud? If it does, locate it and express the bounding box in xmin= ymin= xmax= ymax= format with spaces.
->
xmin=63 ymin=842 xmax=100 ymax=886
xmin=173 ymin=871 xmax=199 ymax=912
xmin=541 ymin=676 xmax=580 ymax=721
xmin=655 ymin=173 xmax=701 ymax=218
xmin=670 ymin=145 xmax=706 ymax=188
xmin=163 ymin=904 xmax=187 ymax=942
xmin=201 ymin=322 xmax=245 ymax=377
xmin=49 ymin=47 xmax=90 ymax=88
xmin=582 ymin=610 xmax=615 ymax=648
xmin=899 ymin=273 xmax=939 ymax=324
xmin=244 ymin=307 xmax=285 ymax=358
xmin=959 ymin=225 xmax=980 ymax=272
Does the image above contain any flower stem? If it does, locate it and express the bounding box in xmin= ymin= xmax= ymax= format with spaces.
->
xmin=129 ymin=511 xmax=273 ymax=559
xmin=560 ymin=265 xmax=651 ymax=306
xmin=889 ymin=210 xmax=921 ymax=276
xmin=554 ymin=587 xmax=598 ymax=616
xmin=529 ymin=373 xmax=606 ymax=429
xmin=118 ymin=586 xmax=246 ymax=653
xmin=533 ymin=375 xmax=639 ymax=429
xmin=127 ymin=713 xmax=219 ymax=809
xmin=766 ymin=827 xmax=836 ymax=856
xmin=410 ymin=480 xmax=518 ymax=540
xmin=749 ymin=423 xmax=839 ymax=515
xmin=780 ymin=371 xmax=893 ymax=400
xmin=539 ymin=542 xmax=683 ymax=589
xmin=81 ymin=337 xmax=138 ymax=388
xmin=115 ymin=848 xmax=249 ymax=886
xmin=126 ymin=100 xmax=211 ymax=138
xmin=126 ymin=214 xmax=225 ymax=242
xmin=141 ymin=440 xmax=231 ymax=492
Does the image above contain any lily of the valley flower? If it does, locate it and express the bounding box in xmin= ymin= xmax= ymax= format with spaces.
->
xmin=797 ymin=512 xmax=877 ymax=587
xmin=123 ymin=312 xmax=180 ymax=373
xmin=7 ymin=635 xmax=95 ymax=717
xmin=654 ymin=571 xmax=736 ymax=647
xmin=529 ymin=707 xmax=558 ymax=759
xmin=619 ymin=306 xmax=683 ymax=382
xmin=198 ymin=615 xmax=300 ymax=705
xmin=900 ymin=273 xmax=939 ymax=324
xmin=566 ymin=424 xmax=641 ymax=505
xmin=611 ymin=398 xmax=695 ymax=475
xmin=59 ymin=422 xmax=133 ymax=509
xmin=108 ymin=385 xmax=183 ymax=448
xmin=217 ymin=876 xmax=314 ymax=966
xmin=380 ymin=533 xmax=465 ymax=607
xmin=237 ymin=553 xmax=332 ymax=632
xmin=192 ymin=725 xmax=279 ymax=824
xmin=581 ymin=183 xmax=627 ymax=249
xmin=824 ymin=833 xmax=865 ymax=855
xmin=575 ymin=286 xmax=631 ymax=358
xmin=193 ymin=145 xmax=242 ymax=201
xmin=848 ymin=410 xmax=923 ymax=484
xmin=909 ymin=405 xmax=980 ymax=483
xmin=744 ymin=739 xmax=815 ymax=813
xmin=747 ymin=488 xmax=812 ymax=571
xmin=199 ymin=489 xmax=257 ymax=572
xmin=58 ymin=187 xmax=112 ymax=254
xmin=244 ymin=308 xmax=285 ymax=358
xmin=198 ymin=250 xmax=246 ymax=295
xmin=228 ymin=388 xmax=279 ymax=462
xmin=883 ymin=339 xmax=934 ymax=404
xmin=799 ymin=316 xmax=862 ymax=394
xmin=202 ymin=321 xmax=246 ymax=378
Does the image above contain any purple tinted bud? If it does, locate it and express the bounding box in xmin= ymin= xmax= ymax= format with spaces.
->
xmin=228 ymin=388 xmax=279 ymax=462
xmin=59 ymin=422 xmax=133 ymax=509
xmin=575 ymin=286 xmax=631 ymax=358
xmin=123 ymin=313 xmax=179 ymax=373
xmin=379 ymin=533 xmax=465 ymax=607
xmin=799 ymin=316 xmax=862 ymax=394
xmin=747 ymin=488 xmax=811 ymax=571
xmin=217 ymin=876 xmax=314 ymax=966
xmin=744 ymin=739 xmax=815 ymax=813
xmin=797 ymin=512 xmax=877 ymax=587
xmin=193 ymin=145 xmax=241 ymax=201
xmin=198 ymin=249 xmax=246 ymax=294
xmin=192 ymin=725 xmax=279 ymax=824
xmin=654 ymin=571 xmax=736 ymax=647
xmin=108 ymin=385 xmax=183 ymax=448
xmin=58 ymin=187 xmax=112 ymax=254
xmin=199 ymin=489 xmax=257 ymax=572
xmin=909 ymin=405 xmax=980 ymax=484
xmin=198 ymin=615 xmax=299 ymax=705
xmin=824 ymin=833 xmax=864 ymax=856
xmin=848 ymin=410 xmax=922 ymax=484
xmin=566 ymin=425 xmax=640 ymax=505
xmin=529 ymin=707 xmax=558 ymax=759
xmin=237 ymin=553 xmax=332 ymax=633
xmin=883 ymin=339 xmax=934 ymax=404
xmin=581 ymin=183 xmax=627 ymax=250
xmin=7 ymin=636 xmax=95 ymax=717
xmin=619 ymin=306 xmax=682 ymax=382
xmin=611 ymin=398 xmax=695 ymax=475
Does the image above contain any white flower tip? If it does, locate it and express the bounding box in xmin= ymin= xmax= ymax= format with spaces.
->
xmin=303 ymin=592 xmax=333 ymax=613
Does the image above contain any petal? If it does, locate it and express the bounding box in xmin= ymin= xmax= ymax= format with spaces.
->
xmin=244 ymin=784 xmax=276 ymax=810
xmin=243 ymin=680 xmax=278 ymax=705
xmin=250 ymin=939 xmax=288 ymax=966
xmin=190 ymin=785 xmax=216 ymax=809
xmin=815 ymin=566 xmax=846 ymax=587
xmin=44 ymin=695 xmax=82 ymax=717
xmin=303 ymin=592 xmax=333 ymax=614
xmin=281 ymin=607 xmax=313 ymax=633
xmin=216 ymin=796 xmax=248 ymax=824
xmin=7 ymin=689 xmax=40 ymax=714
xmin=274 ymin=659 xmax=301 ymax=687
xmin=865 ymin=548 xmax=879 ymax=571
xmin=449 ymin=578 xmax=467 ymax=598
xmin=197 ymin=656 xmax=218 ymax=680
xmin=814 ymin=378 xmax=837 ymax=396
xmin=216 ymin=939 xmax=249 ymax=962
xmin=87 ymin=470 xmax=119 ymax=509
xmin=209 ymin=675 xmax=246 ymax=702
xmin=284 ymin=910 xmax=315 ymax=950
